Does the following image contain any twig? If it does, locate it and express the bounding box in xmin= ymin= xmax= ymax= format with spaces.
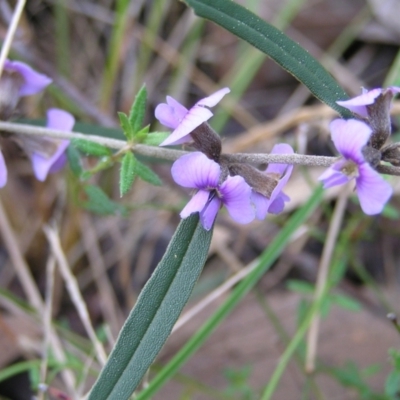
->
xmin=38 ymin=255 xmax=56 ymax=400
xmin=43 ymin=224 xmax=108 ymax=366
xmin=78 ymin=214 xmax=122 ymax=338
xmin=0 ymin=0 xmax=26 ymax=78
xmin=305 ymin=183 xmax=351 ymax=373
xmin=172 ymin=259 xmax=258 ymax=333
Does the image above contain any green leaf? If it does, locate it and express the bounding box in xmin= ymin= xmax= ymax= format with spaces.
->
xmin=129 ymin=84 xmax=147 ymax=135
xmin=135 ymin=125 xmax=150 ymax=142
xmin=183 ymin=0 xmax=352 ymax=117
xmin=135 ymin=186 xmax=324 ymax=399
xmin=119 ymin=152 xmax=137 ymax=196
xmin=118 ymin=112 xmax=134 ymax=141
xmin=135 ymin=160 xmax=162 ymax=186
xmin=331 ymin=293 xmax=361 ymax=312
xmin=66 ymin=144 xmax=83 ymax=177
xmin=72 ymin=139 xmax=111 ymax=157
xmin=83 ymin=185 xmax=127 ymax=216
xmin=87 ymin=214 xmax=213 ymax=400
xmin=385 ymin=370 xmax=400 ymax=397
xmin=286 ymin=280 xmax=314 ymax=295
xmin=143 ymin=132 xmax=170 ymax=146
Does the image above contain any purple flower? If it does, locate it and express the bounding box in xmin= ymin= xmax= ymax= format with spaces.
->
xmin=30 ymin=108 xmax=74 ymax=181
xmin=337 ymin=87 xmax=400 ymax=118
xmin=4 ymin=59 xmax=52 ymax=96
xmin=0 ymin=151 xmax=7 ymax=188
xmin=171 ymin=152 xmax=255 ymax=230
xmin=318 ymin=119 xmax=392 ymax=215
xmin=0 ymin=60 xmax=52 ymax=120
xmin=251 ymin=144 xmax=294 ymax=219
xmin=155 ymin=88 xmax=230 ymax=146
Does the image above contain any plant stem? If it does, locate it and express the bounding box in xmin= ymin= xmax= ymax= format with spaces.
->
xmin=0 ymin=120 xmax=337 ymax=167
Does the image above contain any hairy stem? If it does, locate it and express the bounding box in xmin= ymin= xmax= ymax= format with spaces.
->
xmin=0 ymin=120 xmax=338 ymax=167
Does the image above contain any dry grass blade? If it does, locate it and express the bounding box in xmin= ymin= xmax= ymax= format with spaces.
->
xmin=43 ymin=224 xmax=108 ymax=367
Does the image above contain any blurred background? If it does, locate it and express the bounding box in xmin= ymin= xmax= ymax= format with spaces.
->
xmin=0 ymin=0 xmax=400 ymax=399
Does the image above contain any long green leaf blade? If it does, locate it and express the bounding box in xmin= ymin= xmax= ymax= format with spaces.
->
xmin=88 ymin=214 xmax=212 ymax=400
xmin=183 ymin=0 xmax=352 ymax=117
xmin=136 ymin=185 xmax=324 ymax=399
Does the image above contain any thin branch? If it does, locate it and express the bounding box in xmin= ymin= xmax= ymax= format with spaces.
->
xmin=0 ymin=0 xmax=27 ymax=78
xmin=305 ymin=183 xmax=351 ymax=373
xmin=0 ymin=121 xmax=338 ymax=167
xmin=38 ymin=255 xmax=56 ymax=400
xmin=43 ymin=224 xmax=108 ymax=366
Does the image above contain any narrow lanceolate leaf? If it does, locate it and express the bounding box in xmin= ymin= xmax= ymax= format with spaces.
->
xmin=87 ymin=214 xmax=212 ymax=400
xmin=135 ymin=160 xmax=162 ymax=186
xmin=129 ymin=84 xmax=147 ymax=135
xmin=83 ymin=185 xmax=127 ymax=216
xmin=66 ymin=144 xmax=83 ymax=177
xmin=118 ymin=112 xmax=134 ymax=141
xmin=72 ymin=138 xmax=111 ymax=157
xmin=134 ymin=125 xmax=150 ymax=143
xmin=142 ymin=132 xmax=170 ymax=146
xmin=183 ymin=0 xmax=352 ymax=118
xmin=119 ymin=152 xmax=137 ymax=197
xmin=135 ymin=186 xmax=324 ymax=400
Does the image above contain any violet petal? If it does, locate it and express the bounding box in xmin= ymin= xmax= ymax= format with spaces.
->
xmin=200 ymin=195 xmax=221 ymax=230
xmin=266 ymin=143 xmax=294 ymax=176
xmin=155 ymin=96 xmax=188 ymax=129
xmin=268 ymin=195 xmax=286 ymax=214
xmin=251 ymin=191 xmax=269 ymax=220
xmin=0 ymin=151 xmax=7 ymax=188
xmin=336 ymin=88 xmax=382 ymax=118
xmin=30 ymin=109 xmax=74 ymax=181
xmin=171 ymin=152 xmax=220 ymax=189
xmin=4 ymin=60 xmax=52 ymax=96
xmin=160 ymin=106 xmax=213 ymax=146
xmin=220 ymin=176 xmax=255 ymax=224
xmin=356 ymin=163 xmax=392 ymax=215
xmin=268 ymin=163 xmax=293 ymax=210
xmin=330 ymin=119 xmax=371 ymax=164
xmin=180 ymin=190 xmax=210 ymax=218
xmin=318 ymin=165 xmax=350 ymax=188
xmin=197 ymin=87 xmax=230 ymax=107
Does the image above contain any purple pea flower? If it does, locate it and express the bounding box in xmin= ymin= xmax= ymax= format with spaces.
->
xmin=30 ymin=108 xmax=74 ymax=181
xmin=171 ymin=152 xmax=255 ymax=230
xmin=318 ymin=119 xmax=392 ymax=215
xmin=337 ymin=87 xmax=400 ymax=118
xmin=155 ymin=88 xmax=230 ymax=146
xmin=0 ymin=60 xmax=52 ymax=120
xmin=3 ymin=59 xmax=52 ymax=96
xmin=251 ymin=143 xmax=294 ymax=220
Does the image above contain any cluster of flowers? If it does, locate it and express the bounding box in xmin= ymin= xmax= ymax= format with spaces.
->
xmin=155 ymin=87 xmax=398 ymax=230
xmin=0 ymin=60 xmax=73 ymax=187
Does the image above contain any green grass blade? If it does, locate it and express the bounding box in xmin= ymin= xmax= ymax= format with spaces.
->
xmin=183 ymin=0 xmax=352 ymax=117
xmin=135 ymin=185 xmax=324 ymax=399
xmin=87 ymin=214 xmax=213 ymax=400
